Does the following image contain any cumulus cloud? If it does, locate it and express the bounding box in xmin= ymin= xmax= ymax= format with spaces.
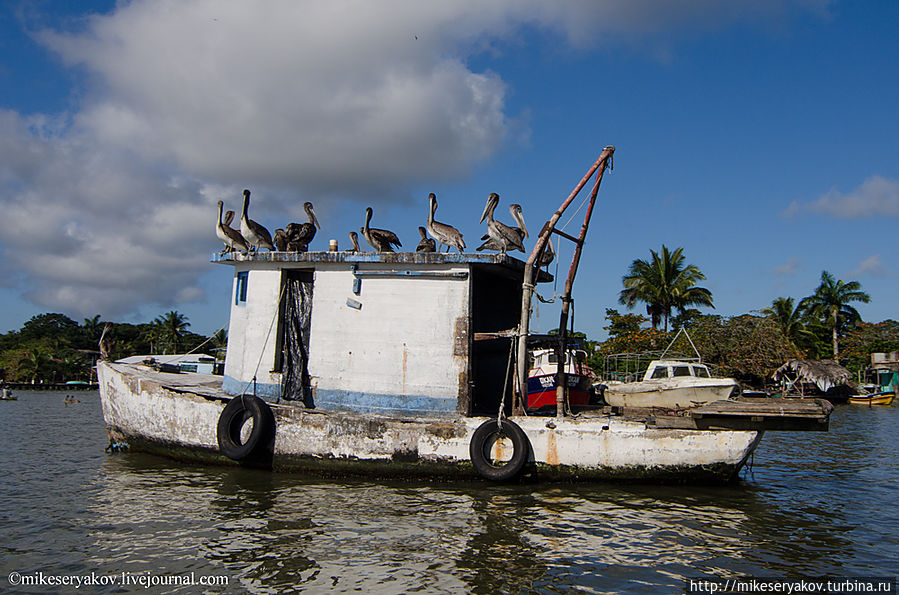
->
xmin=1 ymin=0 xmax=830 ymax=319
xmin=785 ymin=175 xmax=899 ymax=219
xmin=772 ymin=257 xmax=802 ymax=276
xmin=850 ymin=254 xmax=887 ymax=277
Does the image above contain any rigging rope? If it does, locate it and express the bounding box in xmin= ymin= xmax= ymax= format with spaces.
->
xmin=240 ymin=280 xmax=288 ymax=399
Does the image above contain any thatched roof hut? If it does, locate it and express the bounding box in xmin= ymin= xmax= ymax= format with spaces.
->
xmin=773 ymin=359 xmax=852 ymax=394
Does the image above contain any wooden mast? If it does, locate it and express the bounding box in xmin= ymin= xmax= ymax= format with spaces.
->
xmin=514 ymin=146 xmax=615 ymax=416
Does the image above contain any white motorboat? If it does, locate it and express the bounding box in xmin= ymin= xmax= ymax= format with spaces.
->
xmin=599 ymin=359 xmax=740 ymax=409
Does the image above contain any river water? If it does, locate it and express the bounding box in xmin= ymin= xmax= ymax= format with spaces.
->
xmin=1 ymin=391 xmax=896 ymax=593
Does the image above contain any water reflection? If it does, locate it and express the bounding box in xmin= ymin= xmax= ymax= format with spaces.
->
xmin=3 ymin=392 xmax=897 ymax=593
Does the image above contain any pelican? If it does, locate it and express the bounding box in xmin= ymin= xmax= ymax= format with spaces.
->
xmin=349 ymin=231 xmax=361 ymax=253
xmin=216 ymin=200 xmax=249 ymax=254
xmin=288 ymin=202 xmax=320 ymax=251
xmin=477 ymin=198 xmax=527 ymax=254
xmin=426 ymin=193 xmax=465 ymax=252
xmin=273 ymin=228 xmax=289 ymax=251
xmin=416 ymin=226 xmax=436 ymax=253
xmin=223 ymin=210 xmax=235 ymax=226
xmin=361 ymin=207 xmax=402 ymax=253
xmin=240 ymin=189 xmax=275 ymax=251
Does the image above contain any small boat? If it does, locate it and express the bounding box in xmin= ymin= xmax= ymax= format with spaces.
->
xmin=848 ymin=390 xmax=895 ymax=406
xmin=526 ymin=347 xmax=595 ymax=412
xmin=599 ymin=359 xmax=740 ymax=409
xmin=1 ymin=388 xmax=16 ymax=400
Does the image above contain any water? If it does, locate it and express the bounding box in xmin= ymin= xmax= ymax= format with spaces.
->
xmin=1 ymin=391 xmax=896 ymax=593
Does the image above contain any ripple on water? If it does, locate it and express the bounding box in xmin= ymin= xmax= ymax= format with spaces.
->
xmin=1 ymin=393 xmax=897 ymax=593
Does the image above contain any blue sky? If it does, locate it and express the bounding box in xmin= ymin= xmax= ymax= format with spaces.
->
xmin=1 ymin=1 xmax=896 ymax=340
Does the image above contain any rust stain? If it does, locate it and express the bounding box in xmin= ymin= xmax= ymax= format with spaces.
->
xmin=493 ymin=436 xmax=506 ymax=461
xmin=546 ymin=429 xmax=559 ymax=466
xmin=453 ymin=317 xmax=469 ymax=356
xmin=402 ymin=343 xmax=408 ymax=395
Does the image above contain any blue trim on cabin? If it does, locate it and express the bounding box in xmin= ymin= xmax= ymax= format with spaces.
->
xmin=313 ymin=388 xmax=457 ymax=417
xmin=223 ymin=374 xmax=281 ymax=399
xmin=222 ymin=375 xmax=456 ymax=416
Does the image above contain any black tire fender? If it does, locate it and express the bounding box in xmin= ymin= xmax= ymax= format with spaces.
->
xmin=469 ymin=419 xmax=530 ymax=481
xmin=217 ymin=395 xmax=275 ymax=461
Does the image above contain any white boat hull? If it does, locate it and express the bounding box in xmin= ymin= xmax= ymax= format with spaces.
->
xmin=98 ymin=361 xmax=761 ymax=482
xmin=602 ymin=378 xmax=740 ymax=409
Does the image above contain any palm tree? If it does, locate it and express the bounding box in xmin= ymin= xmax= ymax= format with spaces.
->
xmin=800 ymin=271 xmax=870 ymax=358
xmin=153 ymin=311 xmax=190 ymax=354
xmin=618 ymin=245 xmax=714 ymax=332
xmin=762 ymin=297 xmax=812 ymax=355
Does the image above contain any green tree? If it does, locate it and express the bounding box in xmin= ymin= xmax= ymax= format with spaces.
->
xmin=800 ymin=271 xmax=870 ymax=358
xmin=153 ymin=311 xmax=190 ymax=354
xmin=618 ymin=245 xmax=714 ymax=332
xmin=762 ymin=297 xmax=813 ymax=355
xmin=19 ymin=346 xmax=50 ymax=383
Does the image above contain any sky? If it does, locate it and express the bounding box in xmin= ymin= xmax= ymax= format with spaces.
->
xmin=1 ymin=0 xmax=897 ymax=340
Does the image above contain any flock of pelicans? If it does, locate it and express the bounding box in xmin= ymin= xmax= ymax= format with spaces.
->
xmin=216 ymin=189 xmax=555 ymax=265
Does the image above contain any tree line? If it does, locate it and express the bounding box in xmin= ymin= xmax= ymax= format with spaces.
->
xmin=2 ymin=244 xmax=895 ymax=387
xmin=0 ymin=311 xmax=223 ymax=384
xmin=591 ymin=244 xmax=897 ymax=386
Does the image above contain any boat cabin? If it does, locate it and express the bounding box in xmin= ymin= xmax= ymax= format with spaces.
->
xmin=643 ymin=360 xmax=712 ymax=381
xmin=214 ymin=251 xmax=550 ymax=418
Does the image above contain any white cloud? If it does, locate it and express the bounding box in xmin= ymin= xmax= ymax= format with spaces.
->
xmin=851 ymin=254 xmax=887 ymax=277
xmin=772 ymin=257 xmax=801 ymax=276
xmin=1 ymin=0 xmax=831 ymax=319
xmin=787 ymin=176 xmax=899 ymax=219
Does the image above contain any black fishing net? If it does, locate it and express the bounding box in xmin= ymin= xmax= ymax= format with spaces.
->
xmin=281 ymin=271 xmax=314 ymax=406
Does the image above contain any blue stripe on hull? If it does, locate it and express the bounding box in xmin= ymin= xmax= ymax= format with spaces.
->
xmin=222 ymin=375 xmax=457 ymax=416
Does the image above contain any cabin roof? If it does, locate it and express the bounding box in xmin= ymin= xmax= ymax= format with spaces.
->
xmin=212 ymin=251 xmax=553 ymax=282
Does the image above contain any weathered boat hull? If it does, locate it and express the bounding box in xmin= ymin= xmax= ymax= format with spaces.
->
xmin=98 ymin=361 xmax=762 ymax=483
xmin=601 ymin=378 xmax=740 ymax=409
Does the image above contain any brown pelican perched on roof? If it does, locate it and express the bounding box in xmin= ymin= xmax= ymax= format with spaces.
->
xmin=216 ymin=200 xmax=249 ymax=254
xmin=361 ymin=207 xmax=402 ymax=253
xmin=240 ymin=189 xmax=275 ymax=251
xmin=348 ymin=231 xmax=361 ymax=253
xmin=286 ymin=202 xmax=320 ymax=251
xmin=416 ymin=226 xmax=436 ymax=253
xmin=273 ymin=228 xmax=289 ymax=251
xmin=478 ymin=195 xmax=527 ymax=254
xmin=426 ymin=193 xmax=465 ymax=252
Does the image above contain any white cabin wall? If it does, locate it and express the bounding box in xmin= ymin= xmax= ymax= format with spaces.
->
xmin=307 ymin=264 xmax=469 ymax=414
xmin=223 ymin=265 xmax=287 ymax=397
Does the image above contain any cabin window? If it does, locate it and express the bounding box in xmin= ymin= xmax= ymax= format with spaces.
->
xmin=693 ymin=366 xmax=710 ymax=378
xmin=672 ymin=365 xmax=691 ymax=377
xmin=235 ymin=271 xmax=249 ymax=305
xmin=651 ymin=366 xmax=668 ymax=379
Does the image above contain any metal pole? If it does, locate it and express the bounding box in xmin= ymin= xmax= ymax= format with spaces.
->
xmin=514 ymin=146 xmax=614 ymax=415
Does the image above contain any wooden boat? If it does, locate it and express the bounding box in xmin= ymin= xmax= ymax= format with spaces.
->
xmin=0 ymin=388 xmax=16 ymax=400
xmin=848 ymin=391 xmax=895 ymax=406
xmin=97 ymin=148 xmax=833 ymax=482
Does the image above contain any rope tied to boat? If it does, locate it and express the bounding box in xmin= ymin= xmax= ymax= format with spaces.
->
xmin=497 ymin=325 xmax=520 ymax=428
xmin=239 ymin=281 xmax=287 ymax=400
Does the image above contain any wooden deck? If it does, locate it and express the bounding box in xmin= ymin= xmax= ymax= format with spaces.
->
xmin=646 ymin=397 xmax=833 ymax=432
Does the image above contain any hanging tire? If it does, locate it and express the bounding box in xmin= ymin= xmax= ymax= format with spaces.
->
xmin=469 ymin=419 xmax=530 ymax=481
xmin=217 ymin=395 xmax=275 ymax=461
